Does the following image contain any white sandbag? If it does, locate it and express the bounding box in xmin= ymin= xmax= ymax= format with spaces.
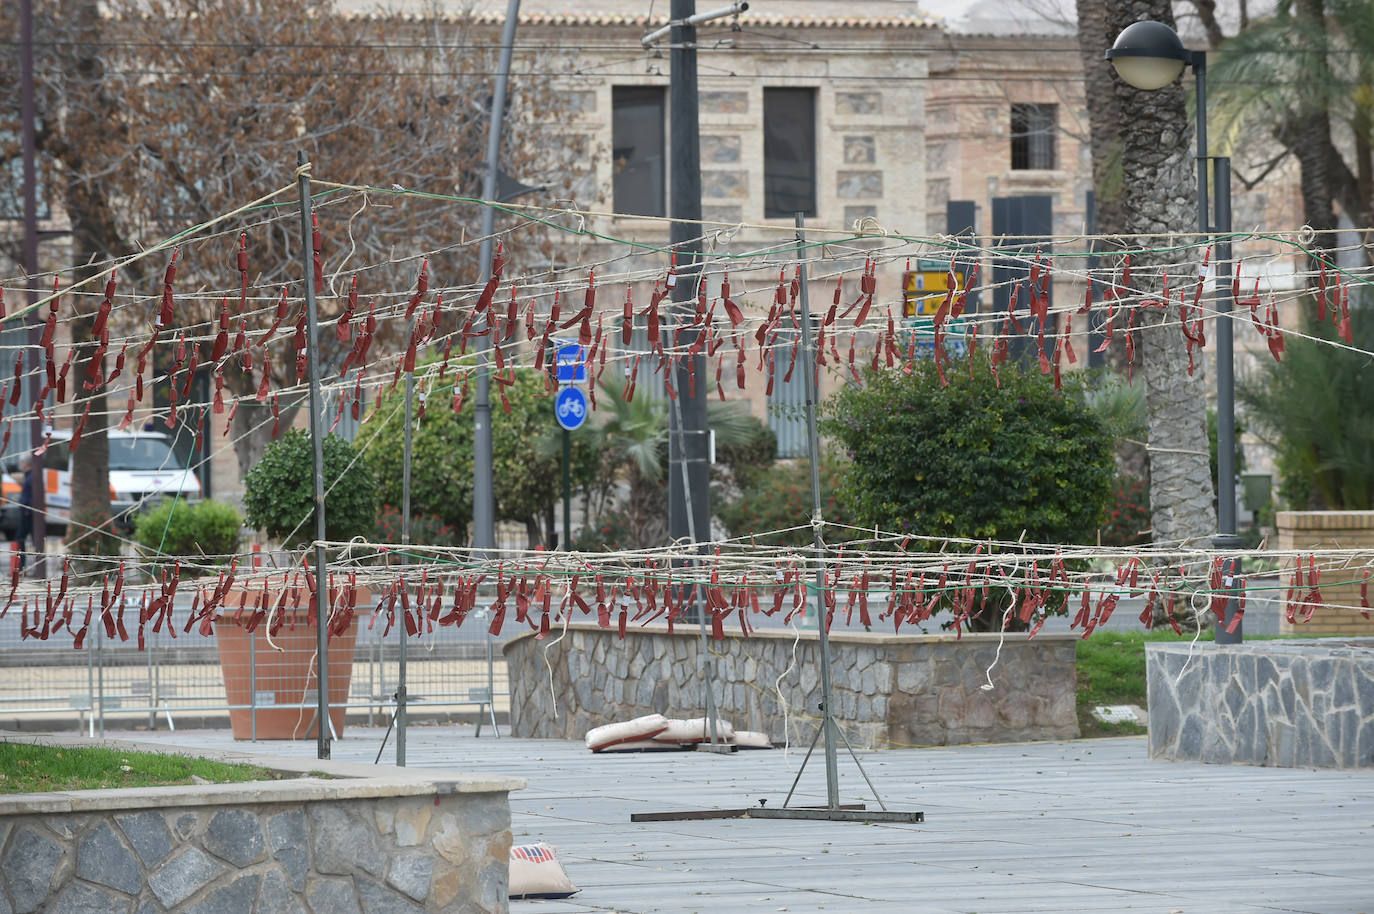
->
xmin=732 ymin=730 xmax=773 ymax=749
xmin=591 ymin=738 xmax=694 ymax=753
xmin=585 ymin=713 xmax=670 ymax=751
xmin=651 ymin=716 xmax=735 ymax=744
xmin=509 ymin=843 xmax=578 ymax=900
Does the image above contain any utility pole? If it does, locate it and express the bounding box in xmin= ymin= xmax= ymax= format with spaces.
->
xmin=666 ymin=0 xmax=711 ymax=567
xmin=20 ymin=0 xmax=46 ymax=577
xmin=473 ymin=0 xmax=522 ymax=555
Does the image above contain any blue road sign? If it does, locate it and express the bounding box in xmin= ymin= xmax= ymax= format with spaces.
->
xmin=901 ymin=316 xmax=970 ymax=358
xmin=555 ymin=386 xmax=588 ymax=431
xmin=556 ymin=342 xmax=587 ymax=383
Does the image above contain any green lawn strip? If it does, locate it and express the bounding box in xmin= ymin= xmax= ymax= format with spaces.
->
xmin=1074 ymin=629 xmax=1335 ymax=738
xmin=0 ymin=742 xmax=282 ymax=793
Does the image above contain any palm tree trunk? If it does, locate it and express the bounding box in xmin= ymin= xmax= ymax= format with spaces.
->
xmin=1089 ymin=0 xmax=1217 ymax=551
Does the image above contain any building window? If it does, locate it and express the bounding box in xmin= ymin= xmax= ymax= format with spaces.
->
xmin=764 ymin=88 xmax=817 ymax=218
xmin=612 ymin=86 xmax=666 ymax=217
xmin=1010 ymin=104 xmax=1057 ymax=170
xmin=0 ymin=128 xmax=52 ymax=220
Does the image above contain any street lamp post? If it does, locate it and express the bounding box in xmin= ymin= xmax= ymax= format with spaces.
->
xmin=1107 ymin=21 xmax=1243 ymax=643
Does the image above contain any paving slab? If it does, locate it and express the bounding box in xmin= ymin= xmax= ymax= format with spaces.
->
xmin=114 ymin=726 xmax=1373 ymax=914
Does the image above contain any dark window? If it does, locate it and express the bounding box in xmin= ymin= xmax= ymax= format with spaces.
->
xmin=1010 ymin=104 xmax=1057 ymax=170
xmin=764 ymin=88 xmax=817 ymax=218
xmin=612 ymin=86 xmax=666 ymax=217
xmin=109 ymin=438 xmax=178 ymax=472
xmin=0 ymin=128 xmax=52 ymax=221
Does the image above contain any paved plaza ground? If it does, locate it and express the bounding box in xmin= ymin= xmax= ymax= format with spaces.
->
xmin=125 ymin=725 xmax=1374 ymax=914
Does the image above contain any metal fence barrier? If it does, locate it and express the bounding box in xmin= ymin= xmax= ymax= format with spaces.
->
xmin=0 ymin=601 xmax=509 ymax=740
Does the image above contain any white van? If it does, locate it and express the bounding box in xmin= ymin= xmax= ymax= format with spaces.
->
xmin=1 ymin=429 xmax=202 ymax=536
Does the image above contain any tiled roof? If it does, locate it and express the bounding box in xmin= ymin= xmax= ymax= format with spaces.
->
xmin=341 ymin=0 xmax=937 ymax=31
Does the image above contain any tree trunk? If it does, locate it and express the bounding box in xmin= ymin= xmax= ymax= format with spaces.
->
xmin=63 ymin=0 xmax=116 ymax=580
xmin=1079 ymin=1 xmax=1217 ymax=553
xmin=1076 ymin=0 xmax=1129 ymax=239
xmin=1111 ymin=0 xmax=1217 ymax=550
xmin=1077 ymin=0 xmax=1148 ymax=485
xmin=1287 ymin=0 xmax=1343 ymax=271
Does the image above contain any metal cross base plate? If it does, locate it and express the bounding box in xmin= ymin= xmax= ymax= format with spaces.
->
xmin=750 ymin=807 xmax=924 ymax=824
xmin=631 ymin=804 xmax=923 ymax=824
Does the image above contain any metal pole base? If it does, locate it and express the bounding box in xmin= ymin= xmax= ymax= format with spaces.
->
xmin=696 ymin=742 xmax=737 ymax=754
xmin=1212 ymin=533 xmax=1245 ymax=644
xmin=630 ymin=804 xmax=923 ymax=824
xmin=749 ymin=807 xmax=924 ymax=824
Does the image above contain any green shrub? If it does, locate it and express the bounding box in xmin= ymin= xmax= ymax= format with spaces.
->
xmin=133 ymin=499 xmax=242 ymax=574
xmin=1099 ymin=476 xmax=1150 ymax=547
xmin=712 ymin=415 xmax=777 ymax=491
xmin=1238 ymin=299 xmax=1373 ymax=508
xmin=569 ymin=504 xmax=638 ymax=553
xmin=374 ymin=504 xmax=462 ymax=549
xmin=366 ymin=369 xmax=598 ymax=539
xmin=715 ymin=457 xmax=853 ymax=548
xmin=822 ymin=357 xmax=1115 ymax=630
xmin=823 ymin=356 xmax=1115 ymax=545
xmin=243 ymin=429 xmax=375 ymax=549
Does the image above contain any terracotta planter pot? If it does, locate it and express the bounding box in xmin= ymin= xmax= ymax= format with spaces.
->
xmin=216 ymin=591 xmax=367 ymax=740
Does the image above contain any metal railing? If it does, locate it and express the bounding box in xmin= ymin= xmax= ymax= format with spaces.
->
xmin=0 ymin=601 xmax=509 ymax=739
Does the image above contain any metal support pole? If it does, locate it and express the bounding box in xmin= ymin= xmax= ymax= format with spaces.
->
xmin=667 ymin=391 xmax=723 ymax=748
xmin=663 ymin=0 xmax=720 ymax=746
xmin=1191 ymin=51 xmax=1242 ymax=643
xmin=146 ymin=627 xmax=155 ymax=730
xmin=398 ymin=371 xmax=413 ymax=765
xmin=794 ymin=215 xmax=839 ymax=809
xmin=85 ymin=618 xmax=94 ymax=737
xmin=297 ymin=151 xmax=332 ymax=760
xmin=97 ymin=619 xmax=105 ymax=737
xmin=561 ymin=429 xmax=571 ymax=549
xmin=1211 ymin=156 xmax=1243 ymax=643
xmin=1192 ymin=51 xmax=1209 ymax=241
xmin=473 ymin=0 xmax=522 ymax=555
xmin=485 ymin=631 xmax=499 ymax=737
xmin=20 ymin=0 xmax=46 ymax=580
xmin=250 ymin=632 xmax=257 ymax=741
xmin=634 ymin=220 xmax=921 ymax=823
xmin=667 ymin=0 xmax=711 ymax=561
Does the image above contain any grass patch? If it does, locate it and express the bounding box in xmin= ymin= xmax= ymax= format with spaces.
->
xmin=1076 ymin=629 xmax=1216 ymax=738
xmin=0 ymin=742 xmax=281 ymax=793
xmin=1074 ymin=629 xmax=1338 ymax=737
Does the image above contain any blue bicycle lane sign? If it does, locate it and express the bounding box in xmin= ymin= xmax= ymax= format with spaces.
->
xmin=555 ymin=386 xmax=588 ymax=431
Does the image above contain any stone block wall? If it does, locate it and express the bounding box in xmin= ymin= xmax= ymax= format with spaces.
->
xmin=1147 ymin=640 xmax=1374 ymax=768
xmin=0 ymin=737 xmax=521 ymax=914
xmin=504 ymin=624 xmax=1077 ymax=748
xmin=1276 ymin=511 xmax=1374 ymax=636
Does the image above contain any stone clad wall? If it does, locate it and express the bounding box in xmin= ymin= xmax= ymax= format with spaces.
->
xmin=0 ymin=737 xmax=520 ymax=914
xmin=504 ymin=624 xmax=1078 ymax=747
xmin=1147 ymin=640 xmax=1374 ymax=768
xmin=0 ymin=793 xmax=512 ymax=914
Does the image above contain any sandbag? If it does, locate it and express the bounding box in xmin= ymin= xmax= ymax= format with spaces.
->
xmin=651 ymin=716 xmax=735 ymax=744
xmin=592 ymin=738 xmax=694 ymax=753
xmin=509 ymin=843 xmax=578 ymax=900
xmin=585 ymin=713 xmax=670 ymax=751
xmin=733 ymin=730 xmax=773 ymax=749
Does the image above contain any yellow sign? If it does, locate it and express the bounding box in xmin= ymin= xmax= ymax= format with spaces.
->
xmin=902 ymin=269 xmax=964 ymax=318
